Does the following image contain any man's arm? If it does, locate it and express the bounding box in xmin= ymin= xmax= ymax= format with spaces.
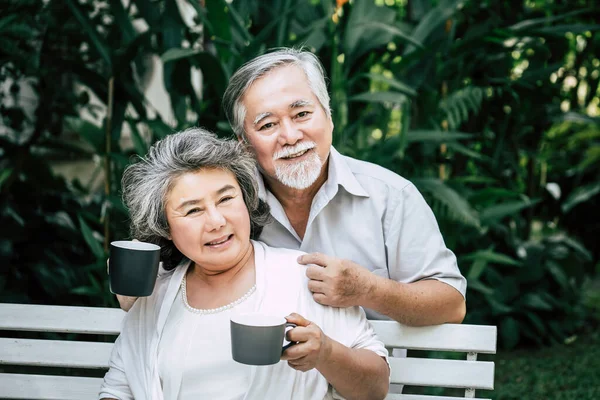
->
xmin=282 ymin=313 xmax=389 ymax=400
xmin=300 ymin=253 xmax=465 ymax=326
xmin=363 ymin=276 xmax=465 ymax=326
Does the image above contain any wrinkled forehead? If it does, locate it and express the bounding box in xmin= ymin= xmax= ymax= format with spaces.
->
xmin=241 ymin=65 xmax=322 ymax=114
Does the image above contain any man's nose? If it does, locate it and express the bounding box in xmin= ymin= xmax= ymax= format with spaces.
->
xmin=278 ymin=119 xmax=303 ymax=145
xmin=205 ymin=207 xmax=226 ymax=231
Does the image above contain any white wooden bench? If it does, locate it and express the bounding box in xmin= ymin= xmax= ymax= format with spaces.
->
xmin=0 ymin=303 xmax=496 ymax=399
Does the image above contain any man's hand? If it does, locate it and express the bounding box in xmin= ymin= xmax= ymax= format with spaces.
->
xmin=281 ymin=313 xmax=332 ymax=372
xmin=298 ymin=253 xmax=375 ymax=308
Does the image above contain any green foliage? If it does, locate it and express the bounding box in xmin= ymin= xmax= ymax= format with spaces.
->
xmin=1 ymin=0 xmax=599 ymax=350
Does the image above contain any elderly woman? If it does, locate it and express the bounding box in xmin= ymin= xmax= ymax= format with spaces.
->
xmin=99 ymin=128 xmax=389 ymax=400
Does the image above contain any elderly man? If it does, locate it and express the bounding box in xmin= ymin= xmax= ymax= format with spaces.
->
xmin=221 ymin=48 xmax=466 ymax=325
xmin=117 ymin=48 xmax=466 ymax=326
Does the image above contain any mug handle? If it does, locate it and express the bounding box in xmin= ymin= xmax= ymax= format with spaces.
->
xmin=282 ymin=322 xmax=297 ymax=353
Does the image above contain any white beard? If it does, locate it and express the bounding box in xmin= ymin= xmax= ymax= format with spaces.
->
xmin=274 ymin=149 xmax=322 ymax=190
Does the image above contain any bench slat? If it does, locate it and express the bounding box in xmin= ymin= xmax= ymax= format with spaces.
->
xmin=0 ymin=304 xmax=124 ymax=335
xmin=389 ymin=357 xmax=495 ymax=389
xmin=0 ymin=338 xmax=113 ymax=369
xmin=0 ymin=373 xmax=103 ymax=400
xmin=372 ymin=321 xmax=497 ymax=354
xmin=386 ymin=395 xmax=490 ymax=400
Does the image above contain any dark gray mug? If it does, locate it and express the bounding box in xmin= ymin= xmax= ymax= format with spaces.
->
xmin=230 ymin=313 xmax=296 ymax=366
xmin=108 ymin=240 xmax=161 ymax=297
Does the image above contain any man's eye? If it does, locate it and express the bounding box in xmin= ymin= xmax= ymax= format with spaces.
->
xmin=259 ymin=122 xmax=275 ymax=131
xmin=296 ymin=111 xmax=311 ymax=119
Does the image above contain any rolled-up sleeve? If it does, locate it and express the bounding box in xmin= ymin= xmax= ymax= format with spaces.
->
xmin=385 ymin=183 xmax=467 ymax=298
xmin=98 ymin=336 xmax=133 ymax=400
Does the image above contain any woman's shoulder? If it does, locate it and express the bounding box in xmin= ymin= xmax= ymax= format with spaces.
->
xmin=253 ymin=240 xmax=307 ymax=279
xmin=255 ymin=241 xmax=305 ymax=265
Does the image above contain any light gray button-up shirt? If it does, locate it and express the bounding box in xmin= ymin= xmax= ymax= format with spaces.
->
xmin=257 ymin=147 xmax=467 ymax=320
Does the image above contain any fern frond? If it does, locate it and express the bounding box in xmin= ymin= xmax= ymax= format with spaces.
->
xmin=413 ymin=178 xmax=480 ymax=228
xmin=439 ymin=86 xmax=490 ymax=130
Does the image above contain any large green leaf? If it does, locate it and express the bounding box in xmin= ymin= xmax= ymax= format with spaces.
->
xmin=135 ymin=0 xmax=160 ymax=26
xmin=64 ymin=117 xmax=105 ymax=155
xmin=65 ymin=0 xmax=111 ymax=68
xmin=413 ymin=178 xmax=480 ymax=227
xmin=343 ymin=0 xmax=398 ymax=66
xmin=446 ymin=142 xmax=490 ymax=162
xmin=77 ymin=215 xmax=104 ymax=260
xmin=533 ymin=24 xmax=600 ymax=37
xmin=521 ymin=293 xmax=554 ymax=311
xmin=507 ymin=9 xmax=592 ymax=31
xmin=205 ymin=0 xmax=233 ymax=44
xmin=349 ymin=91 xmax=407 ymax=105
xmin=463 ymin=250 xmax=522 ymax=267
xmin=0 ymin=168 xmax=13 ymax=191
xmin=127 ymin=120 xmax=148 ymax=156
xmin=353 ymin=21 xmax=423 ymax=48
xmin=480 ymin=198 xmax=541 ymax=224
xmin=403 ymin=0 xmax=461 ymax=55
xmin=146 ymin=119 xmax=175 ymax=140
xmin=161 ymin=48 xmax=228 ymax=100
xmin=467 ymin=257 xmax=487 ymax=281
xmin=363 ymin=73 xmax=417 ymax=97
xmin=562 ymin=181 xmax=600 ymax=213
xmin=405 ymin=130 xmax=472 ymax=143
xmin=108 ymin=0 xmax=136 ymax=43
xmin=467 ymin=279 xmax=494 ymax=295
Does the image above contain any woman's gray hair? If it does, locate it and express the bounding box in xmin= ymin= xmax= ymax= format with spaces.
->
xmin=223 ymin=48 xmax=331 ymax=139
xmin=121 ymin=127 xmax=271 ymax=269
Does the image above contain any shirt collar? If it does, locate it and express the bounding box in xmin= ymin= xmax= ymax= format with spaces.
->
xmin=326 ymin=146 xmax=370 ymax=198
xmin=255 ymin=146 xmax=370 ymax=200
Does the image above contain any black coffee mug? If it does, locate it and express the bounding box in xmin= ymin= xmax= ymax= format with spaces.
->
xmin=108 ymin=240 xmax=161 ymax=297
xmin=230 ymin=313 xmax=296 ymax=366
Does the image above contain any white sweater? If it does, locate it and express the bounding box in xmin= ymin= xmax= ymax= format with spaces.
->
xmin=99 ymin=240 xmax=388 ymax=400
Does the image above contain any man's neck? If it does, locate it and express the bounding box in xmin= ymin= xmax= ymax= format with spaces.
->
xmin=263 ymin=160 xmax=329 ymax=239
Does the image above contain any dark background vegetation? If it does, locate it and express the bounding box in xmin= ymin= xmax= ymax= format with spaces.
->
xmin=1 ymin=0 xmax=599 ymax=398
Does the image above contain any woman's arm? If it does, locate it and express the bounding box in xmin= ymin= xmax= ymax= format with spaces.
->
xmin=99 ymin=336 xmax=134 ymax=400
xmin=116 ymin=294 xmax=138 ymax=311
xmin=282 ymin=313 xmax=389 ymax=400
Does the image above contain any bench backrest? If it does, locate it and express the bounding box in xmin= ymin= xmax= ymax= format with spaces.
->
xmin=0 ymin=303 xmax=496 ymax=400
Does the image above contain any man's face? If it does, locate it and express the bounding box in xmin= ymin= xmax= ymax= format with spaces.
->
xmin=240 ymin=65 xmax=333 ymax=190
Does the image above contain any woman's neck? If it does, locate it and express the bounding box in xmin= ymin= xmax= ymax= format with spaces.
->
xmin=188 ymin=242 xmax=255 ymax=289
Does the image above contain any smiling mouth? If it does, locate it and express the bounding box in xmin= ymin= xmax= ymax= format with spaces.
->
xmin=280 ymin=148 xmax=311 ymax=160
xmin=205 ymin=234 xmax=233 ymax=246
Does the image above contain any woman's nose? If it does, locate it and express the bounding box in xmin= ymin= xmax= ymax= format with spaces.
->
xmin=205 ymin=207 xmax=226 ymax=230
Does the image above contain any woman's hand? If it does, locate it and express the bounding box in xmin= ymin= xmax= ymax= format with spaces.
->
xmin=116 ymin=294 xmax=138 ymax=311
xmin=106 ymin=258 xmax=139 ymax=311
xmin=281 ymin=313 xmax=332 ymax=372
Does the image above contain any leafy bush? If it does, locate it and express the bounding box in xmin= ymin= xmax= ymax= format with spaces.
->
xmin=1 ymin=0 xmax=598 ymax=348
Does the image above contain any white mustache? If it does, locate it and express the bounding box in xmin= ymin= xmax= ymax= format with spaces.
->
xmin=273 ymin=142 xmax=316 ymax=160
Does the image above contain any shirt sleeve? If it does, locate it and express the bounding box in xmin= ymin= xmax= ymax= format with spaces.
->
xmin=324 ymin=305 xmax=390 ymax=400
xmin=98 ymin=335 xmax=134 ymax=400
xmin=385 ymin=183 xmax=467 ymax=298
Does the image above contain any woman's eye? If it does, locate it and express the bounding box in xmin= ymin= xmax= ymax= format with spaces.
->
xmin=219 ymin=196 xmax=233 ymax=204
xmin=185 ymin=208 xmax=201 ymax=216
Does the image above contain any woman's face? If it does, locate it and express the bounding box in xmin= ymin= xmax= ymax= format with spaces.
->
xmin=165 ymin=168 xmax=252 ymax=272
